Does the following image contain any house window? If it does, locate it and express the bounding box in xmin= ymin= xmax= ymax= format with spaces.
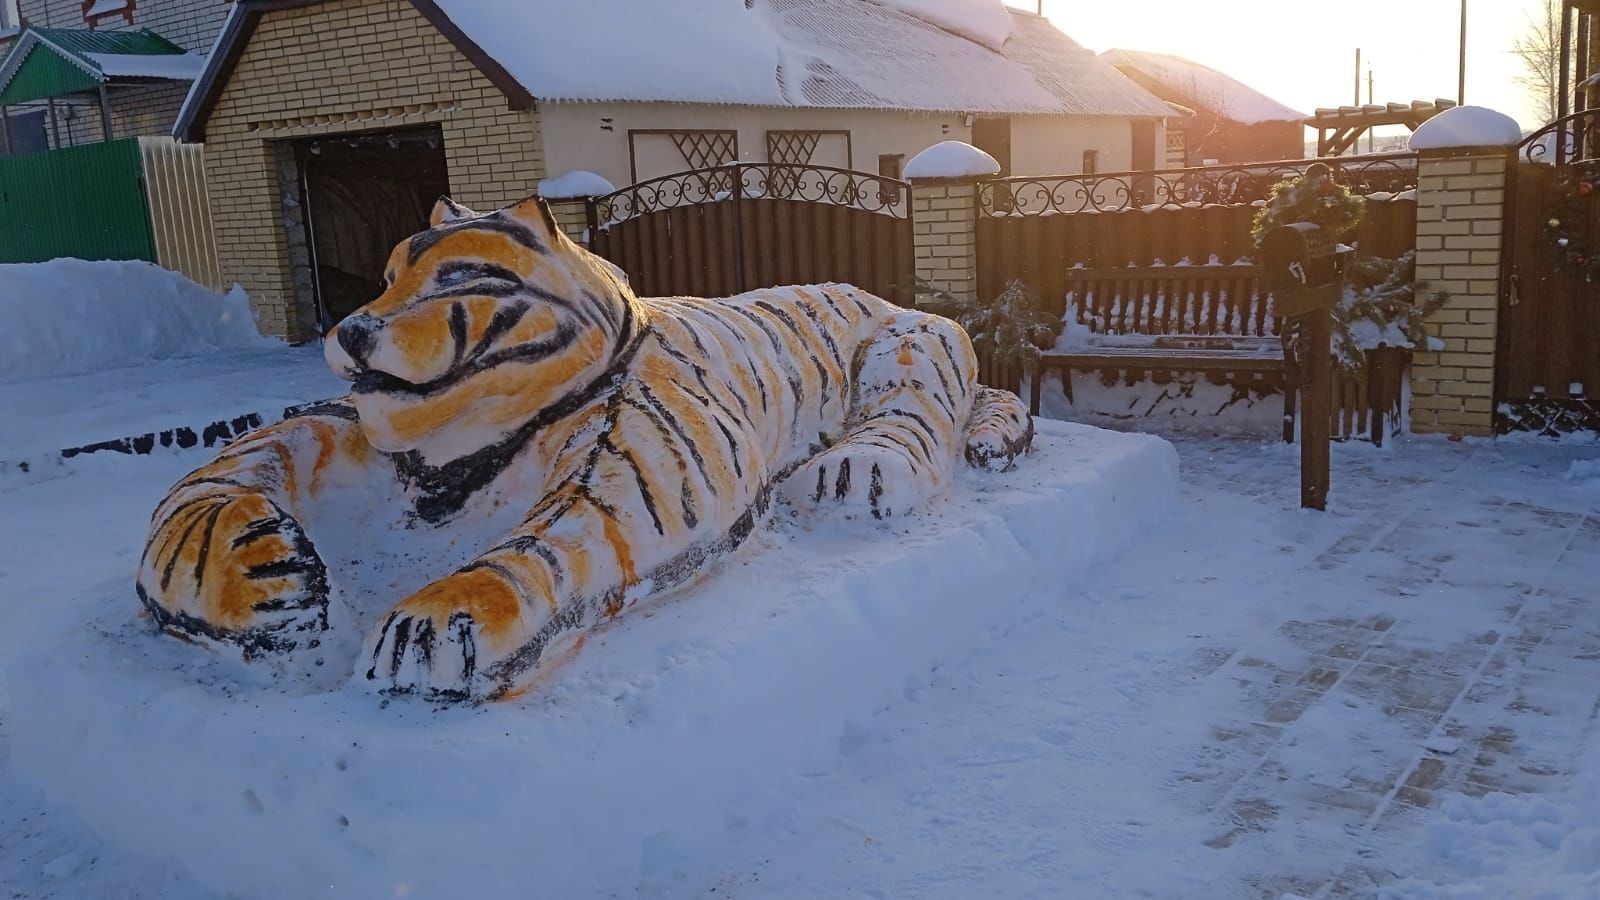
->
xmin=82 ymin=0 xmax=135 ymax=28
xmin=1082 ymin=150 xmax=1099 ymax=175
xmin=627 ymin=129 xmax=738 ymax=182
xmin=879 ymin=154 xmax=904 ymax=179
xmin=0 ymin=0 xmax=19 ymax=31
xmin=766 ymin=130 xmax=851 ymax=168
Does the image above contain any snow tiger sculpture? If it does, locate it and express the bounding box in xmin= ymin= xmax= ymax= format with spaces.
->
xmin=135 ymin=193 xmax=1034 ymax=702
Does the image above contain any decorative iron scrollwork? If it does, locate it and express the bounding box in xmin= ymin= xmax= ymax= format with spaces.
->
xmin=594 ymin=164 xmax=911 ymax=226
xmin=1522 ymin=111 xmax=1600 ymax=167
xmin=977 ymin=153 xmax=1420 ymax=217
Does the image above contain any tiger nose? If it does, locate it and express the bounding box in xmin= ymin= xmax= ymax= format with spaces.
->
xmin=336 ymin=314 xmax=381 ymax=369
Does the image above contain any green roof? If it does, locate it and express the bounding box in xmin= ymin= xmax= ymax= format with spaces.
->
xmin=29 ymin=27 xmax=187 ymax=58
xmin=0 ymin=27 xmax=196 ymax=107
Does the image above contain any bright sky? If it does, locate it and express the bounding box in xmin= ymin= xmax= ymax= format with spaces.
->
xmin=1033 ymin=0 xmax=1544 ymax=132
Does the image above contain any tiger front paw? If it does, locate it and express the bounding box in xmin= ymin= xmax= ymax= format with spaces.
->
xmin=136 ymin=493 xmax=330 ymax=658
xmin=783 ymin=443 xmax=929 ymax=521
xmin=361 ymin=565 xmax=535 ymax=702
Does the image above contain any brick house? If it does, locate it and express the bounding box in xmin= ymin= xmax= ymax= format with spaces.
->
xmin=171 ymin=0 xmax=1173 ymax=341
xmin=0 ymin=0 xmax=228 ymax=152
xmin=1102 ymin=49 xmax=1308 ymax=166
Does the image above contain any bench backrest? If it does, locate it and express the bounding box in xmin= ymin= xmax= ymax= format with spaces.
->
xmin=1064 ymin=265 xmax=1273 ymax=337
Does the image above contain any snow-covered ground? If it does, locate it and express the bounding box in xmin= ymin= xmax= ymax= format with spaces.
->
xmin=4 ymin=372 xmax=1598 ymax=898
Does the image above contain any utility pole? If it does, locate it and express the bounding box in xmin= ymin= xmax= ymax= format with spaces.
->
xmin=1354 ymin=48 xmax=1362 ymax=106
xmin=1368 ymin=67 xmax=1375 ymax=153
xmin=1457 ymin=0 xmax=1467 ymax=106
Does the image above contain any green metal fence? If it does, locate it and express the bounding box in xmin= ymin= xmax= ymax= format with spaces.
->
xmin=0 ymin=137 xmax=156 ymax=264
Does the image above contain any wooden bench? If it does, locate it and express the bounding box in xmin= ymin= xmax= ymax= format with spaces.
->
xmin=1029 ymin=265 xmax=1297 ymax=443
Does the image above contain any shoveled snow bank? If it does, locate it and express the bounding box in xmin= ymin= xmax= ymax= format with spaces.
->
xmin=904 ymin=140 xmax=1001 ymax=179
xmin=869 ymin=0 xmax=1013 ymax=50
xmin=7 ymin=420 xmax=1176 ymax=900
xmin=1408 ymin=106 xmax=1524 ymax=151
xmin=0 ymin=260 xmax=271 ymax=384
xmin=1381 ymin=737 xmax=1600 ymax=898
xmin=538 ymin=169 xmax=617 ymax=200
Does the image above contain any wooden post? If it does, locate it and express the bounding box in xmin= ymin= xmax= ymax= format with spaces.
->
xmin=98 ymin=84 xmax=114 ymax=142
xmin=1298 ymin=311 xmax=1332 ymax=510
xmin=46 ymin=98 xmax=62 ymax=149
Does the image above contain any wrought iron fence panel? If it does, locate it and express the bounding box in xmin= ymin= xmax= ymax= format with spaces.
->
xmin=977 ymin=152 xmax=1420 ymax=217
xmin=594 ymin=163 xmax=910 ymax=226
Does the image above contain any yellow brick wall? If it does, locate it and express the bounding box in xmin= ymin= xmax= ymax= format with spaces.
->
xmin=202 ymin=0 xmax=546 ymax=340
xmin=1409 ymin=151 xmax=1508 ymax=437
xmin=911 ymin=181 xmax=978 ymax=304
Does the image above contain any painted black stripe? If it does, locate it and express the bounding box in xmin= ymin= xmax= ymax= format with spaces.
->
xmin=407 ymin=217 xmax=544 ymax=265
xmin=448 ymin=302 xmax=469 ymax=368
xmin=159 ymin=502 xmax=215 ymax=591
xmin=189 ymin=502 xmax=229 ymax=596
xmin=638 ymin=382 xmax=714 ymax=493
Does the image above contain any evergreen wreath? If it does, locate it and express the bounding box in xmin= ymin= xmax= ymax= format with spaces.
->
xmin=1541 ymin=161 xmax=1600 ymax=282
xmin=1251 ymin=162 xmax=1366 ymax=248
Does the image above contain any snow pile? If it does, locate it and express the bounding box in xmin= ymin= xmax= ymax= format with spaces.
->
xmin=1381 ymin=739 xmax=1600 ymax=898
xmin=1408 ymin=106 xmax=1524 ymax=151
xmin=0 ymin=260 xmax=271 ymax=384
xmin=6 ymin=420 xmax=1178 ymax=900
xmin=904 ymin=141 xmax=1001 ymax=179
xmin=1100 ymin=49 xmax=1306 ymax=124
xmin=868 ymin=0 xmax=1013 ymax=50
xmin=538 ymin=170 xmax=616 ymax=200
xmin=1564 ymin=458 xmax=1600 ymax=493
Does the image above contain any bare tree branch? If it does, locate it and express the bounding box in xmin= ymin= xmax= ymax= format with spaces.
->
xmin=1513 ymin=0 xmax=1565 ymax=123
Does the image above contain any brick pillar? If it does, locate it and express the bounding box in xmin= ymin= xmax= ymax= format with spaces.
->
xmin=1409 ymin=149 xmax=1510 ymax=437
xmin=546 ymin=200 xmax=591 ymax=246
xmin=909 ymin=178 xmax=980 ymax=305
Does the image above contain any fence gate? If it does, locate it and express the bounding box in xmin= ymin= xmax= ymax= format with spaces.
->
xmin=586 ymin=163 xmax=915 ymax=305
xmin=1502 ymin=115 xmax=1600 ymax=435
xmin=0 ymin=137 xmax=156 ymax=264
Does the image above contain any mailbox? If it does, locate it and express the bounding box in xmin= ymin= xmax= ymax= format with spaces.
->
xmin=1261 ymin=222 xmax=1354 ymax=317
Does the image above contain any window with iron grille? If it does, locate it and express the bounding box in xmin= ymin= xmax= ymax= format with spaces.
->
xmin=666 ymin=130 xmax=738 ymax=169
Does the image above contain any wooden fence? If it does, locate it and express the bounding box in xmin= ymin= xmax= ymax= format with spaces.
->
xmin=139 ymin=137 xmax=223 ymax=291
xmin=975 ymin=195 xmax=1416 ymax=314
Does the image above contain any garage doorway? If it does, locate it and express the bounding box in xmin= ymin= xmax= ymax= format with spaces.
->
xmin=288 ymin=126 xmax=450 ymax=331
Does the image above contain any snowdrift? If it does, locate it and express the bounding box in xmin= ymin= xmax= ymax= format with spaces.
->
xmin=6 ymin=420 xmax=1177 ymax=900
xmin=0 ymin=260 xmax=270 ymax=384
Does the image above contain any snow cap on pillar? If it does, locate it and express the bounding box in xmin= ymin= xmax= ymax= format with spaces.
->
xmin=904 ymin=141 xmax=1001 ymax=180
xmin=538 ymin=170 xmax=617 ymax=200
xmin=1408 ymin=106 xmax=1523 ymax=151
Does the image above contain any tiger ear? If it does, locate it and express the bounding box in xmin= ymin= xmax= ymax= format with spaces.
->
xmin=502 ymin=193 xmax=561 ymax=238
xmin=429 ymin=196 xmax=475 ymax=228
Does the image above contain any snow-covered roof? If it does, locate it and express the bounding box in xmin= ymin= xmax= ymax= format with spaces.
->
xmin=1101 ymin=49 xmax=1306 ymax=125
xmin=83 ymin=51 xmax=206 ymax=80
xmin=179 ymin=0 xmax=1168 ymax=140
xmin=433 ymin=0 xmax=1166 ymax=116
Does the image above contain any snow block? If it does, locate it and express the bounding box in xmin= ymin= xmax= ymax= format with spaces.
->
xmin=6 ymin=420 xmax=1177 ymax=900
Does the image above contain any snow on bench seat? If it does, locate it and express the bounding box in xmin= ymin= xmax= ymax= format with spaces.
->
xmin=7 ymin=419 xmax=1177 ymax=900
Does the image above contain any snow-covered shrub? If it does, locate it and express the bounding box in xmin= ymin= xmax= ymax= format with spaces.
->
xmin=1280 ymin=252 xmax=1448 ymax=375
xmin=922 ymin=279 xmax=1061 ymax=377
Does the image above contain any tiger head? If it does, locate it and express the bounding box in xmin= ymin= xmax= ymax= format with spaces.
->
xmin=325 ymin=194 xmax=640 ymax=464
